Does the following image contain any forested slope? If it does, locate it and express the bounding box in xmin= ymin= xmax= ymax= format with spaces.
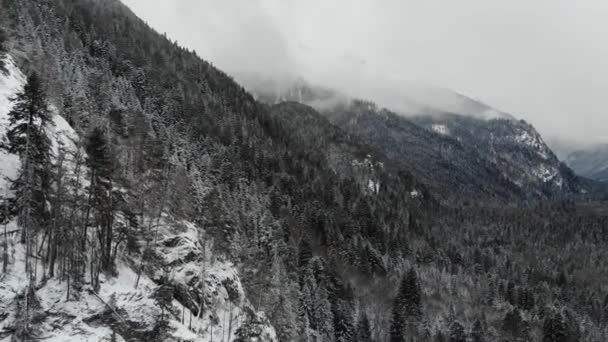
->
xmin=0 ymin=1 xmax=607 ymax=342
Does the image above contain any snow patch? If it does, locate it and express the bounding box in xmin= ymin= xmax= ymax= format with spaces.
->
xmin=431 ymin=124 xmax=449 ymax=136
xmin=368 ymin=179 xmax=380 ymax=194
xmin=513 ymin=128 xmax=550 ymax=159
xmin=0 ymin=56 xmax=25 ymax=196
xmin=532 ymin=164 xmax=561 ymax=185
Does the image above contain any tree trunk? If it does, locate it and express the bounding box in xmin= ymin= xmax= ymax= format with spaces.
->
xmin=83 ymin=168 xmax=95 ymax=252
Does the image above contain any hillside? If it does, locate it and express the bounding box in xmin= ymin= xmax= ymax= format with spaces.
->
xmin=566 ymin=144 xmax=608 ymax=183
xmin=242 ymin=76 xmax=588 ymax=206
xmin=1 ymin=1 xmax=608 ymax=342
xmin=323 ymin=100 xmax=587 ymax=206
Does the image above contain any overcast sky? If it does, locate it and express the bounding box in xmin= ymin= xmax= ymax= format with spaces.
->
xmin=122 ymin=0 xmax=608 ymax=149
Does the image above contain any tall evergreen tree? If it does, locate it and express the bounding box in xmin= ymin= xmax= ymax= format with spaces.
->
xmin=298 ymin=238 xmax=313 ymax=269
xmin=333 ymin=299 xmax=355 ymax=342
xmin=2 ymin=71 xmax=52 ymax=249
xmin=403 ymin=268 xmax=422 ymax=319
xmin=85 ymin=127 xmax=115 ymax=271
xmin=389 ymin=303 xmax=405 ymax=342
xmin=2 ymin=71 xmax=52 ymax=339
xmin=471 ymin=319 xmax=484 ymax=342
xmin=389 ymin=268 xmax=422 ymax=341
xmin=448 ymin=321 xmax=466 ymax=342
xmin=502 ymin=308 xmax=523 ymax=338
xmin=296 ymin=290 xmax=311 ymax=341
xmin=543 ymin=312 xmax=568 ymax=342
xmin=355 ymin=312 xmax=373 ymax=342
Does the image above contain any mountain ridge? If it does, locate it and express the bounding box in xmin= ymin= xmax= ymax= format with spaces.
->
xmin=241 ymin=75 xmax=589 ymax=205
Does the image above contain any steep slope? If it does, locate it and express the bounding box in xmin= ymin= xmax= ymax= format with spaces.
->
xmin=242 ymin=76 xmax=585 ymax=205
xmin=0 ymin=55 xmax=276 ymax=341
xmin=269 ymin=101 xmax=430 ymax=200
xmin=566 ymin=144 xmax=608 ymax=182
xmin=411 ymin=112 xmax=583 ymax=197
xmin=324 ymin=100 xmax=588 ymax=205
xmin=0 ymin=1 xmax=425 ymax=340
xmin=3 ymin=1 xmax=608 ymax=342
xmin=323 ymin=100 xmax=527 ymax=205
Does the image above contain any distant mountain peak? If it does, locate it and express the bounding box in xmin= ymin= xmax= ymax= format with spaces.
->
xmin=566 ymin=144 xmax=608 ymax=182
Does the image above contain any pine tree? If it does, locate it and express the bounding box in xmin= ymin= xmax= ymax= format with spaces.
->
xmin=471 ymin=319 xmax=484 ymax=342
xmin=389 ymin=267 xmax=423 ymax=341
xmin=506 ymin=281 xmax=516 ymax=305
xmin=3 ymin=72 xmax=52 ymax=245
xmin=234 ymin=307 xmax=275 ymax=342
xmin=485 ymin=280 xmax=496 ymax=305
xmin=448 ymin=321 xmax=466 ymax=342
xmin=333 ymin=299 xmax=355 ymax=342
xmin=502 ymin=308 xmax=523 ymax=338
xmin=298 ymin=238 xmax=313 ymax=269
xmin=543 ymin=312 xmax=568 ymax=342
xmin=403 ymin=268 xmax=422 ymax=319
xmin=563 ymin=309 xmax=581 ymax=342
xmin=267 ymin=253 xmax=297 ymax=341
xmin=1 ymin=72 xmax=53 ymax=337
xmin=296 ymin=292 xmax=311 ymax=342
xmin=151 ymin=284 xmax=173 ymax=341
xmin=313 ymin=285 xmax=334 ymax=340
xmin=355 ymin=312 xmax=373 ymax=342
xmin=85 ymin=127 xmax=115 ymax=271
xmin=389 ymin=302 xmax=405 ymax=342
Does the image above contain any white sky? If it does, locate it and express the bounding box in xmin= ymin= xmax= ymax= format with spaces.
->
xmin=122 ymin=0 xmax=608 ymax=148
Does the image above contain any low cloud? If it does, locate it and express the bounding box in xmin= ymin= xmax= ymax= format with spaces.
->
xmin=123 ymin=0 xmax=608 ymax=146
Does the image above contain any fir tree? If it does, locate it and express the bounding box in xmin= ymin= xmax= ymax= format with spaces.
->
xmin=389 ymin=303 xmax=405 ymax=342
xmin=234 ymin=307 xmax=274 ymax=342
xmin=448 ymin=321 xmax=466 ymax=342
xmin=506 ymin=281 xmax=516 ymax=306
xmin=502 ymin=308 xmax=523 ymax=338
xmin=313 ymin=285 xmax=334 ymax=340
xmin=389 ymin=267 xmax=423 ymax=341
xmin=355 ymin=312 xmax=373 ymax=342
xmin=2 ymin=72 xmax=52 ymax=246
xmin=543 ymin=312 xmax=568 ymax=342
xmin=333 ymin=299 xmax=355 ymax=342
xmin=296 ymin=290 xmax=311 ymax=341
xmin=85 ymin=127 xmax=115 ymax=271
xmin=471 ymin=319 xmax=484 ymax=342
xmin=298 ymin=238 xmax=313 ymax=269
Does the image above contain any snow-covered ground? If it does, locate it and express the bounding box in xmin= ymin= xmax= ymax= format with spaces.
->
xmin=0 ymin=56 xmax=276 ymax=341
xmin=431 ymin=124 xmax=449 ymax=136
xmin=0 ymin=56 xmax=24 ymax=197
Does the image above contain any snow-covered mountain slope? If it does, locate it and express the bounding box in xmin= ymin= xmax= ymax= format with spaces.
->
xmin=0 ymin=216 xmax=277 ymax=341
xmin=324 ymin=100 xmax=586 ymax=205
xmin=0 ymin=57 xmax=276 ymax=341
xmin=243 ymin=72 xmax=594 ymax=204
xmin=566 ymin=144 xmax=608 ymax=182
xmin=239 ymin=75 xmax=589 ymax=204
xmin=0 ymin=56 xmax=24 ymax=196
xmin=411 ymin=113 xmax=572 ymax=191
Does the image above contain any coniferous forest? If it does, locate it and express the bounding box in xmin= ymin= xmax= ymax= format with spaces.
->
xmin=0 ymin=1 xmax=607 ymax=341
